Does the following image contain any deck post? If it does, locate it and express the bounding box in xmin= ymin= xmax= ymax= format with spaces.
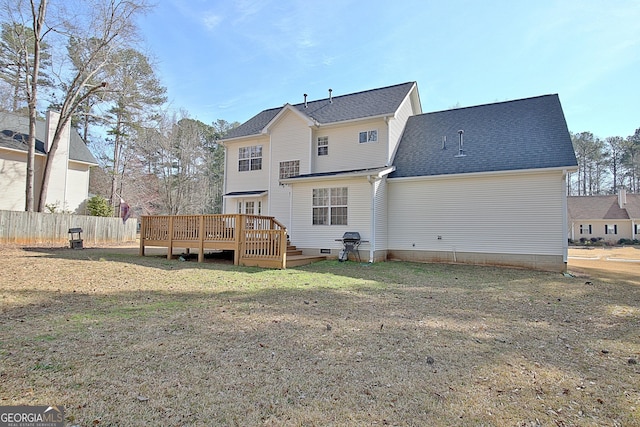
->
xmin=280 ymin=227 xmax=288 ymax=269
xmin=198 ymin=215 xmax=205 ymax=263
xmin=234 ymin=214 xmax=243 ymax=266
xmin=167 ymin=215 xmax=174 ymax=260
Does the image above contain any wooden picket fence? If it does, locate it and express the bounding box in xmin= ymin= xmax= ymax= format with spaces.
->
xmin=0 ymin=210 xmax=137 ymax=246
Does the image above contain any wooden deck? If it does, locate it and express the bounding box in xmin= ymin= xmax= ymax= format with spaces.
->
xmin=139 ymin=214 xmax=290 ymax=269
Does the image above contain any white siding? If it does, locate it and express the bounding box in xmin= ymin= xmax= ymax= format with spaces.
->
xmin=312 ymin=119 xmax=389 ymax=173
xmin=224 ymin=135 xmax=270 ymax=193
xmin=0 ymin=150 xmax=27 ymax=211
xmin=373 ymin=177 xmax=388 ymax=252
xmin=66 ymin=161 xmax=91 ymax=213
xmin=388 ymin=93 xmax=415 ymax=163
xmin=289 ymin=177 xmax=371 ymax=251
xmin=388 ymin=171 xmax=567 ymax=256
xmin=269 ymin=110 xmax=312 ymax=228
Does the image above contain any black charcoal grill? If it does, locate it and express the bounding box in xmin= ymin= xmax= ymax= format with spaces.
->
xmin=336 ymin=231 xmax=363 ymax=262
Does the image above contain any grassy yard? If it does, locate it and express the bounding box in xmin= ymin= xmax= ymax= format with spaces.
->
xmin=0 ymin=246 xmax=638 ymax=426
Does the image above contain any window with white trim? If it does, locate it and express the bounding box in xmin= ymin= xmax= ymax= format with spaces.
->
xmin=279 ymin=160 xmax=300 ymax=179
xmin=312 ymin=187 xmax=348 ymax=225
xmin=238 ymin=145 xmax=262 ymax=171
xmin=605 ymin=224 xmax=617 ymax=235
xmin=579 ymin=224 xmax=592 ymax=234
xmin=317 ymin=136 xmax=328 ymax=156
xmin=359 ymin=130 xmax=377 ymax=143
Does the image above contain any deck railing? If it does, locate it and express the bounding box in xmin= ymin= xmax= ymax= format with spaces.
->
xmin=139 ymin=214 xmax=288 ymax=269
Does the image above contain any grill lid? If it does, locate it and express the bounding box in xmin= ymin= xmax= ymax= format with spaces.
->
xmin=342 ymin=231 xmax=361 ymax=241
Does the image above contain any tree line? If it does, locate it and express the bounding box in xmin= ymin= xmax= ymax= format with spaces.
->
xmin=570 ymin=129 xmax=640 ymax=195
xmin=0 ymin=0 xmax=237 ymax=217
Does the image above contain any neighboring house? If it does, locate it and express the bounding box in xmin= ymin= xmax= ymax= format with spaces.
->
xmin=568 ymin=190 xmax=640 ymax=242
xmin=220 ymin=82 xmax=578 ymax=271
xmin=0 ymin=110 xmax=98 ymax=213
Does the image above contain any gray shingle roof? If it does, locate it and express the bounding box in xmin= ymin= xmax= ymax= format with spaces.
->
xmin=224 ymin=82 xmax=416 ymax=140
xmin=568 ymin=194 xmax=640 ymax=220
xmin=0 ymin=111 xmax=98 ymax=164
xmin=389 ymin=94 xmax=578 ymax=178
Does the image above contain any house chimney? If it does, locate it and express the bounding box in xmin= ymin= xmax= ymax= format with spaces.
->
xmin=304 ymin=93 xmax=308 ymax=108
xmin=329 ymin=88 xmax=333 ymax=103
xmin=618 ymin=188 xmax=627 ymax=208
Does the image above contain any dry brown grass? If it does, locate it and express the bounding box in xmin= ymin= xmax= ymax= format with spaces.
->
xmin=0 ymin=244 xmax=639 ymax=426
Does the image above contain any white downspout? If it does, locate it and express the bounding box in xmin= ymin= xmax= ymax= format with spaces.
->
xmin=222 ymin=143 xmax=228 ymax=213
xmin=367 ymin=175 xmax=376 ymax=263
xmin=562 ymin=170 xmax=569 ymax=264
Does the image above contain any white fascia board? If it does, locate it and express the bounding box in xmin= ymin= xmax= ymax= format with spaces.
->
xmin=223 ymin=191 xmax=268 ymax=199
xmin=314 ymin=114 xmax=395 ymax=129
xmin=388 ymin=165 xmax=578 ymax=183
xmin=69 ymin=158 xmax=98 ymax=167
xmin=262 ymin=104 xmax=316 ymax=134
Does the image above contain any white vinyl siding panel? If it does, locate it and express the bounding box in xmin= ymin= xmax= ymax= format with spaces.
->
xmin=289 ymin=178 xmax=371 ymax=249
xmin=373 ymin=178 xmax=388 ymax=252
xmin=269 ymin=110 xmax=312 ymax=228
xmin=66 ymin=161 xmax=91 ymax=213
xmin=224 ymin=136 xmax=270 ymax=193
xmin=0 ymin=150 xmax=28 ymax=211
xmin=388 ymin=171 xmax=567 ymax=256
xmin=313 ymin=120 xmax=388 ymax=173
xmin=388 ymin=93 xmax=415 ymax=163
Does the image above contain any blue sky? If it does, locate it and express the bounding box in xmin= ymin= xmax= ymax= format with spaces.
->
xmin=138 ymin=0 xmax=640 ymax=139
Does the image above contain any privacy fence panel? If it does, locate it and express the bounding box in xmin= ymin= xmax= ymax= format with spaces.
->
xmin=0 ymin=210 xmax=137 ymax=245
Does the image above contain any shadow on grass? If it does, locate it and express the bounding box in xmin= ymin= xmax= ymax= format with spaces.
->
xmin=3 ymin=243 xmax=640 ymax=425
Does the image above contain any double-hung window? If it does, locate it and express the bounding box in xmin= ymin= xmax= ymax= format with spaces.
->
xmin=317 ymin=136 xmax=328 ymax=156
xmin=279 ymin=160 xmax=300 ymax=179
xmin=579 ymin=224 xmax=592 ymax=234
xmin=359 ymin=130 xmax=377 ymax=143
xmin=605 ymin=224 xmax=618 ymax=235
xmin=238 ymin=145 xmax=262 ymax=171
xmin=312 ymin=187 xmax=348 ymax=225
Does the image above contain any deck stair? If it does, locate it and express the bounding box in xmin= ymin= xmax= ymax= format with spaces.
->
xmin=285 ymin=243 xmax=327 ymax=267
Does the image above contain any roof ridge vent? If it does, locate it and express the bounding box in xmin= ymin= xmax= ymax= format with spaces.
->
xmin=454 ymin=129 xmax=466 ymax=157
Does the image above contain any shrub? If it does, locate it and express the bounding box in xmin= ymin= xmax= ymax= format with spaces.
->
xmin=87 ymin=195 xmax=113 ymax=217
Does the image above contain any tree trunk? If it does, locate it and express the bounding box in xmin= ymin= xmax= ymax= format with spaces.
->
xmin=25 ymin=0 xmax=47 ymax=211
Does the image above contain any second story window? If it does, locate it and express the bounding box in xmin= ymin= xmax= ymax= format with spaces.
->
xmin=317 ymin=136 xmax=328 ymax=156
xmin=279 ymin=160 xmax=300 ymax=179
xmin=238 ymin=145 xmax=262 ymax=171
xmin=359 ymin=130 xmax=377 ymax=143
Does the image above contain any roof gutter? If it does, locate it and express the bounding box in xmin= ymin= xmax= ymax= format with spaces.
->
xmin=279 ymin=166 xmax=395 ymax=184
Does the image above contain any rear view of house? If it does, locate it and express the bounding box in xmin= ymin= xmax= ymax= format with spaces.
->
xmin=220 ymin=82 xmax=578 ymax=271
